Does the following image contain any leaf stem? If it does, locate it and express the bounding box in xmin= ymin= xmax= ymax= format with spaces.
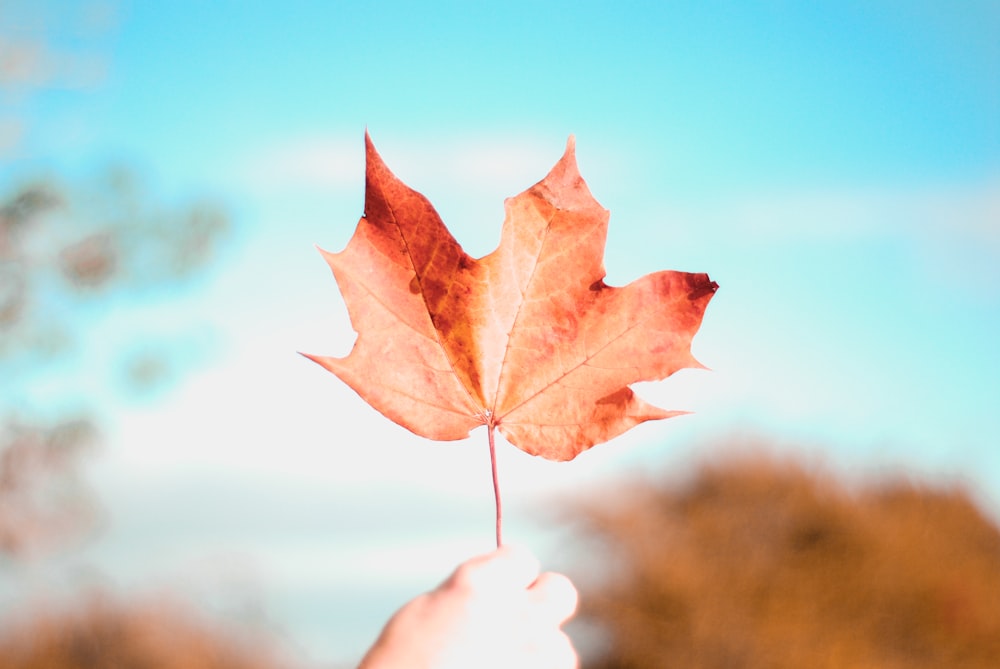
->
xmin=487 ymin=423 xmax=502 ymax=548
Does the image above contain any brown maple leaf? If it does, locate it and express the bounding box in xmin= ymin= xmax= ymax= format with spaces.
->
xmin=304 ymin=133 xmax=717 ymax=463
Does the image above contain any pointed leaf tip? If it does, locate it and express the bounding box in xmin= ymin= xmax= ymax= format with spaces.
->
xmin=364 ymin=130 xmax=377 ymax=158
xmin=363 ymin=129 xmax=375 ymax=159
xmin=560 ymin=135 xmax=578 ymax=171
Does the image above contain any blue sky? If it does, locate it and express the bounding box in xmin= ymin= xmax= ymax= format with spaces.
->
xmin=3 ymin=1 xmax=999 ymax=666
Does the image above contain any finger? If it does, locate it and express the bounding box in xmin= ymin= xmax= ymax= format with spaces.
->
xmin=448 ymin=543 xmax=541 ymax=593
xmin=528 ymin=571 xmax=578 ymax=624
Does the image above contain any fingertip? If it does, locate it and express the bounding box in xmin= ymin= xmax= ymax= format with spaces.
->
xmin=530 ymin=571 xmax=579 ymax=624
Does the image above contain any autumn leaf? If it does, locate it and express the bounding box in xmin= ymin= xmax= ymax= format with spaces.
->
xmin=304 ymin=133 xmax=717 ymax=463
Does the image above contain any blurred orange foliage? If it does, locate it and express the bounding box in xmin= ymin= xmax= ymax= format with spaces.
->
xmin=0 ymin=594 xmax=296 ymax=669
xmin=570 ymin=453 xmax=1000 ymax=669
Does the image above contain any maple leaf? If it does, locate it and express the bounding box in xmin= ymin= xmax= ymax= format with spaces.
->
xmin=304 ymin=133 xmax=717 ymax=463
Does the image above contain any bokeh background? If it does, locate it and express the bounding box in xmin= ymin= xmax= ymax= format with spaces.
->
xmin=2 ymin=1 xmax=998 ymax=667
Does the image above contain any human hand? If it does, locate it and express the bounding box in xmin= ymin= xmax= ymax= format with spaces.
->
xmin=358 ymin=544 xmax=578 ymax=669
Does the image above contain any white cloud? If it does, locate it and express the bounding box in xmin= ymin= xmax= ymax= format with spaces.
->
xmin=234 ymin=136 xmax=363 ymax=193
xmin=730 ymin=177 xmax=1000 ymax=249
xmin=233 ymin=132 xmax=592 ymax=199
xmin=634 ymin=176 xmax=1000 ymax=298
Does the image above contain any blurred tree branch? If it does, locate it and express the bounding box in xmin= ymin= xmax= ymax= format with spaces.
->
xmin=0 ymin=171 xmax=229 ymax=361
xmin=0 ymin=417 xmax=99 ymax=560
xmin=0 ymin=0 xmax=118 ymax=157
xmin=0 ymin=169 xmax=231 ymax=560
xmin=0 ymin=5 xmax=294 ymax=666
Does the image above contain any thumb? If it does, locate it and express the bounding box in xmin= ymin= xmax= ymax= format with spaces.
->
xmin=448 ymin=543 xmax=541 ymax=593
